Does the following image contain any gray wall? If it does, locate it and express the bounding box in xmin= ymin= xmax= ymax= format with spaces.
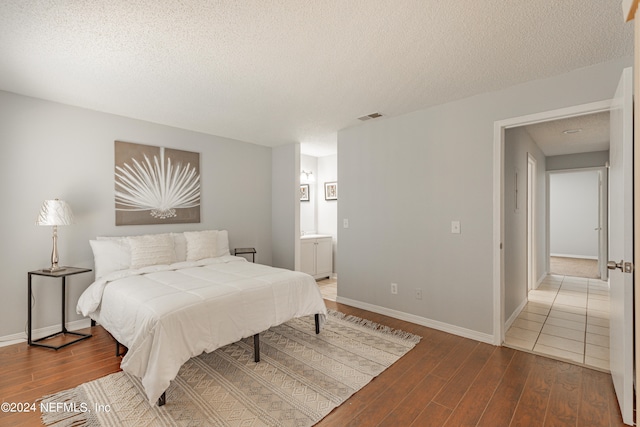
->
xmin=317 ymin=154 xmax=338 ymax=275
xmin=337 ymin=57 xmax=631 ymax=337
xmin=271 ymin=143 xmax=300 ymax=270
xmin=547 ymin=150 xmax=609 ymax=171
xmin=503 ymin=127 xmax=546 ymax=322
xmin=0 ymin=91 xmax=273 ymax=338
xmin=300 ymin=154 xmax=318 ymax=234
xmin=550 ymin=170 xmax=599 ymax=258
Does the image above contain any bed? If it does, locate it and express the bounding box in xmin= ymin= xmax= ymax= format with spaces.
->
xmin=76 ymin=230 xmax=328 ymax=405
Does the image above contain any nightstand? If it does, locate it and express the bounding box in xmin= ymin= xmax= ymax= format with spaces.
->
xmin=28 ymin=267 xmax=93 ymax=350
xmin=233 ymin=247 xmax=256 ymax=263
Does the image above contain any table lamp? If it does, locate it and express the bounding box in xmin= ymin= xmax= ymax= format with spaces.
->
xmin=36 ymin=199 xmax=74 ymax=272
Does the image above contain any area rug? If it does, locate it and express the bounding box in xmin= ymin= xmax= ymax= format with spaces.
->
xmin=40 ymin=310 xmax=420 ymax=426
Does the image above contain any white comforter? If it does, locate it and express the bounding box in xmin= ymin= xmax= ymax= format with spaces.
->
xmin=77 ymin=256 xmax=327 ymax=404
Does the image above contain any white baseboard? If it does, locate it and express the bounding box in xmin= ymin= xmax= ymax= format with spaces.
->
xmin=335 ymin=296 xmax=495 ymax=345
xmin=550 ymin=253 xmax=598 ymax=260
xmin=0 ymin=318 xmax=93 ymax=348
xmin=532 ymin=274 xmax=546 ymax=290
xmin=505 ymin=298 xmax=528 ymax=331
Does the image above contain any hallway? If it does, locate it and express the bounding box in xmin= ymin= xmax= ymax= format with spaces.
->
xmin=504 ymin=274 xmax=610 ymax=371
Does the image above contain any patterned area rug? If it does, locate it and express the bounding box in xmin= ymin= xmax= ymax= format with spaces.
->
xmin=41 ymin=311 xmax=420 ymax=426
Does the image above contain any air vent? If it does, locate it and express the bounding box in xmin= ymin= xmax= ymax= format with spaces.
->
xmin=358 ymin=112 xmax=383 ymax=121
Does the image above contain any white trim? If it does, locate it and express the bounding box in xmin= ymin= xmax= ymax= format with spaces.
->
xmin=505 ymin=298 xmax=528 ymax=331
xmin=527 ymin=153 xmax=537 ymax=292
xmin=550 ymin=253 xmax=599 ymax=260
xmin=493 ymin=99 xmax=613 ymax=346
xmin=0 ymin=318 xmax=92 ymax=348
xmin=336 ymin=296 xmax=494 ymax=344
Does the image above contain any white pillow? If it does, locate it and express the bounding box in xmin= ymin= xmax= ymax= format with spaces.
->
xmin=217 ymin=230 xmax=230 ymax=256
xmin=171 ymin=233 xmax=188 ymax=262
xmin=184 ymin=230 xmax=218 ymax=261
xmin=90 ymin=239 xmax=131 ymax=279
xmin=127 ymin=233 xmax=176 ymax=269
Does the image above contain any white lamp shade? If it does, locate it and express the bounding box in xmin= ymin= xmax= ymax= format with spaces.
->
xmin=36 ymin=199 xmax=74 ymax=226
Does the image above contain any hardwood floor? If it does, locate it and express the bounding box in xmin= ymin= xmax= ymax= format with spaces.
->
xmin=0 ymin=300 xmax=625 ymax=426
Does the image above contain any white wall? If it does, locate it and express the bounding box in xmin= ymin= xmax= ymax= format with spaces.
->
xmin=337 ymin=57 xmax=631 ymax=338
xmin=0 ymin=91 xmax=273 ymax=338
xmin=550 ymin=170 xmax=599 ymax=258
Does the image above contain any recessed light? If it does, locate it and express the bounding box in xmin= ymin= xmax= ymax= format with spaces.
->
xmin=562 ymin=128 xmax=582 ymax=134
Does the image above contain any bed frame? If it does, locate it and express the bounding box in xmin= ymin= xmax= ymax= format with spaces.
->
xmin=99 ymin=314 xmax=322 ymax=406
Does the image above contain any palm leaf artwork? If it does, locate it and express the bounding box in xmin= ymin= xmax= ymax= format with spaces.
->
xmin=115 ymin=147 xmax=200 ymax=220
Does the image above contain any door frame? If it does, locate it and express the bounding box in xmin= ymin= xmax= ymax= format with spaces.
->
xmin=527 ymin=153 xmax=537 ymax=292
xmin=492 ymin=99 xmax=612 ymax=345
xmin=545 ymin=167 xmax=607 ymax=279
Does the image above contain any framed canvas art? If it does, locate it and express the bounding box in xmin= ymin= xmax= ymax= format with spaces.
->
xmin=114 ymin=141 xmax=201 ymax=225
xmin=300 ymin=184 xmax=310 ymax=201
xmin=324 ymin=182 xmax=338 ymax=200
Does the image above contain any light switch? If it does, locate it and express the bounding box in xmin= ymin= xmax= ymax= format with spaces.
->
xmin=451 ymin=220 xmax=461 ymax=234
xmin=343 ymin=218 xmax=349 ymax=228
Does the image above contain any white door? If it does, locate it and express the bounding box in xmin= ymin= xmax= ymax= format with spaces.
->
xmin=608 ymin=66 xmax=634 ymax=425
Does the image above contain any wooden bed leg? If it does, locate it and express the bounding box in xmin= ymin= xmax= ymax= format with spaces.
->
xmin=157 ymin=392 xmax=166 ymax=406
xmin=254 ymin=333 xmax=260 ymax=362
xmin=315 ymin=314 xmax=320 ymax=334
xmin=90 ymin=319 xmax=96 ymax=327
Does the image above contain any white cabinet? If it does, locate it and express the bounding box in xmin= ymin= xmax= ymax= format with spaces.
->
xmin=300 ymin=235 xmax=332 ymax=279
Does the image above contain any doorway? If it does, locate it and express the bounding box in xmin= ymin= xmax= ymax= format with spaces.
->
xmin=501 ymin=114 xmax=612 ymax=372
xmin=495 ymin=68 xmax=634 ymax=425
xmin=548 ymin=168 xmax=607 ymax=280
xmin=299 ymin=152 xmax=338 ymax=300
xmin=493 ymin=99 xmax=612 ymax=341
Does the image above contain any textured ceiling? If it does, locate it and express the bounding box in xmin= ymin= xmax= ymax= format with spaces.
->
xmin=0 ymin=1 xmax=633 ymax=157
xmin=524 ymin=112 xmax=611 ymax=157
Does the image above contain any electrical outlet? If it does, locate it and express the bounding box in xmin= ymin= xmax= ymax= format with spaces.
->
xmin=415 ymin=288 xmax=422 ymax=300
xmin=343 ymin=218 xmax=349 ymax=228
xmin=451 ymin=220 xmax=461 ymax=234
xmin=390 ymin=283 xmax=398 ymax=294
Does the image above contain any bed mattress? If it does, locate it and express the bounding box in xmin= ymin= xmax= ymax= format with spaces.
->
xmin=77 ymin=255 xmax=327 ymax=403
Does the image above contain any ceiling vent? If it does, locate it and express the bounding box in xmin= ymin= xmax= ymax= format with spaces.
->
xmin=358 ymin=112 xmax=383 ymax=121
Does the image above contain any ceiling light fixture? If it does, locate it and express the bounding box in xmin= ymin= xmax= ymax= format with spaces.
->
xmin=562 ymin=128 xmax=583 ymax=134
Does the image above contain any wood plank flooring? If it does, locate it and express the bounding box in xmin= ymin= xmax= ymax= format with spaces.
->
xmin=0 ymin=300 xmax=626 ymax=426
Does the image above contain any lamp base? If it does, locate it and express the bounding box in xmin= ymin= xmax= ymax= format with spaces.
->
xmin=42 ymin=266 xmax=66 ymax=273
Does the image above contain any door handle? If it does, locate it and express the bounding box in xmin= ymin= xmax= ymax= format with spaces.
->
xmin=608 ymin=260 xmax=635 ymax=273
xmin=608 ymin=260 xmax=624 ymax=271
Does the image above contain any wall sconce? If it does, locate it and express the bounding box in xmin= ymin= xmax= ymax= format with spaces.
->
xmin=300 ymin=170 xmax=315 ymax=182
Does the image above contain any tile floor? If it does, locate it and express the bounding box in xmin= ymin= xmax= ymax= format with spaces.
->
xmin=317 ymin=274 xmax=610 ymax=370
xmin=504 ymin=274 xmax=610 ymax=371
xmin=317 ymin=277 xmax=337 ymax=301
